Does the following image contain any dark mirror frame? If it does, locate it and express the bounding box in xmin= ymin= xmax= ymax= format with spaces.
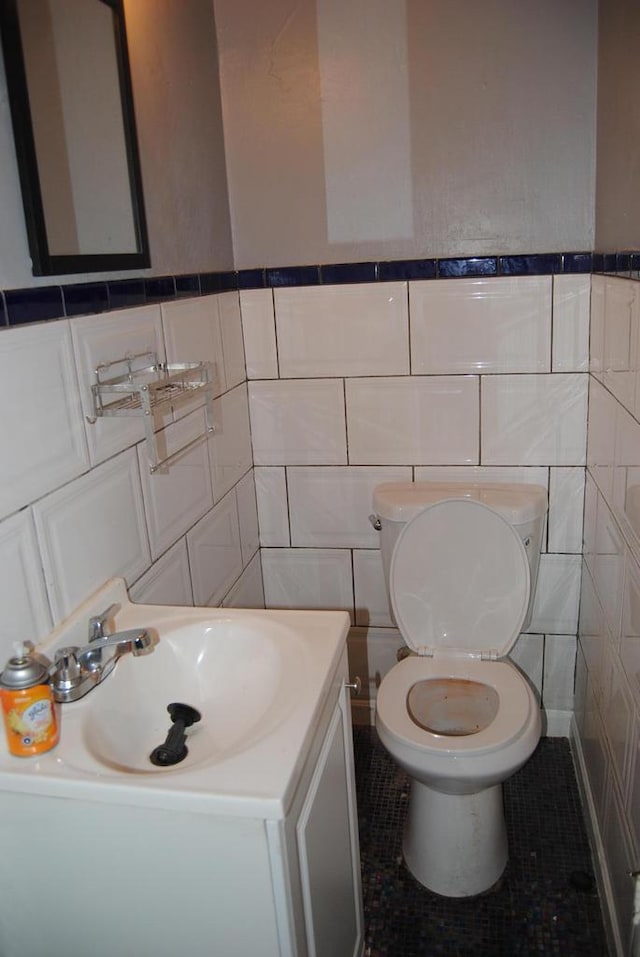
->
xmin=0 ymin=0 xmax=150 ymax=276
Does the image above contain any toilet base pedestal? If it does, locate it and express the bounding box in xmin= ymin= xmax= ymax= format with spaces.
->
xmin=403 ymin=781 xmax=508 ymax=897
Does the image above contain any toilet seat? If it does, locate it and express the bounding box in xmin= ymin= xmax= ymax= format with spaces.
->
xmin=389 ymin=499 xmax=530 ymax=659
xmin=376 ymin=655 xmax=534 ymax=755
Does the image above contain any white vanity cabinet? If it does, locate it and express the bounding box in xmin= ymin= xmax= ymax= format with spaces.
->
xmin=0 ymin=650 xmax=364 ymax=957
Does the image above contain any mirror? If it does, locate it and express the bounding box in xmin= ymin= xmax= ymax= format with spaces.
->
xmin=0 ymin=0 xmax=149 ymax=276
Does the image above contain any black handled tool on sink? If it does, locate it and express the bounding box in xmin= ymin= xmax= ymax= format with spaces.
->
xmin=149 ymin=702 xmax=201 ymax=767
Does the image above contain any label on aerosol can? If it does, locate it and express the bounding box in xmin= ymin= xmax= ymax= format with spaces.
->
xmin=0 ymin=644 xmax=59 ymax=757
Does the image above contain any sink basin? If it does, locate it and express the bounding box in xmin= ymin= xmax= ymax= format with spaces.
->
xmin=0 ymin=578 xmax=350 ymax=819
xmin=83 ymin=617 xmax=306 ymax=773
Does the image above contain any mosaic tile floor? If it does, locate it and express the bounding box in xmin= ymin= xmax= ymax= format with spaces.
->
xmin=353 ymin=727 xmax=609 ymax=957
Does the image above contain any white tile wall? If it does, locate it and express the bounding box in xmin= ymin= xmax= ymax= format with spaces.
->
xmin=222 ymin=552 xmax=265 ymax=608
xmin=576 ymin=274 xmax=640 ymax=955
xmin=242 ymin=274 xmax=589 ymax=726
xmin=0 ymin=292 xmax=261 ymax=662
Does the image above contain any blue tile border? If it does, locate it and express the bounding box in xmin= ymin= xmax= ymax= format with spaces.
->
xmin=0 ymin=248 xmax=638 ymax=328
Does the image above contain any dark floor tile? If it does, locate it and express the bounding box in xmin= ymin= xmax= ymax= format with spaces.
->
xmin=353 ymin=727 xmax=609 ymax=957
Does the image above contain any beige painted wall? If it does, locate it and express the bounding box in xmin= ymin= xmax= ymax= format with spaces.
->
xmin=215 ymin=0 xmax=598 ymax=269
xmin=594 ymin=0 xmax=640 ymax=252
xmin=0 ymin=0 xmax=233 ymax=288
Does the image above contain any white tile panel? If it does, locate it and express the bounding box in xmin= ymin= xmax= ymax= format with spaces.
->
xmin=218 ymin=291 xmax=246 ymax=389
xmin=209 ymin=384 xmax=253 ymax=501
xmin=240 ymin=289 xmax=278 ymax=380
xmin=235 ymin=470 xmax=260 ymax=565
xmin=137 ymin=410 xmax=214 ymax=560
xmin=613 ymin=401 xmax=640 ymax=550
xmin=548 ymin=467 xmax=585 ymax=554
xmin=161 ymin=295 xmax=225 ymax=396
xmin=621 ymin=550 xmax=640 ymax=704
xmin=261 ymin=547 xmax=354 ymax=619
xmin=249 ymin=379 xmax=347 ymax=465
xmin=528 ymin=554 xmax=582 ymax=635
xmin=579 ymin=564 xmax=608 ymax=706
xmin=71 ymin=305 xmax=167 ymax=466
xmin=552 ymin=275 xmax=590 ymax=372
xmin=590 ymin=275 xmax=605 ymax=379
xmin=288 ymin=466 xmax=412 ymax=548
xmin=129 ymin=539 xmax=193 ymax=606
xmin=481 ymin=373 xmax=588 ymax=466
xmin=410 ymin=276 xmax=551 ymax=374
xmin=602 ymin=645 xmax=634 ymax=794
xmin=33 ymin=448 xmax=150 ymax=622
xmin=627 ymin=715 xmax=640 ymax=855
xmin=275 ymin=282 xmax=409 ymax=377
xmin=593 ymin=497 xmax=625 ymax=641
xmin=509 ymin=633 xmax=543 ymax=698
xmin=580 ymin=683 xmax=610 ymax=830
xmin=346 ymin=375 xmax=479 ymax=465
xmin=0 ymin=509 xmax=52 ymax=660
xmin=603 ymin=777 xmax=636 ymax=954
xmin=353 ymin=549 xmax=394 ymax=627
xmin=0 ymin=320 xmax=89 ymax=520
xmin=603 ymin=277 xmax=638 ymax=412
xmin=587 ymin=376 xmax=617 ymax=500
xmin=347 ymin=626 xmax=403 ymax=701
xmin=222 ymin=553 xmax=265 ymax=609
xmin=543 ymin=635 xmax=576 ymax=710
xmin=186 ymin=491 xmax=243 ymax=607
xmin=254 ymin=467 xmax=290 ymax=547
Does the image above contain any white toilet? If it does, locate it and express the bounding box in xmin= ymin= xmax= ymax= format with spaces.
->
xmin=372 ymin=481 xmax=547 ymax=898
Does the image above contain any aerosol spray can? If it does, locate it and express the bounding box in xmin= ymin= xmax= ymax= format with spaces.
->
xmin=0 ymin=644 xmax=59 ymax=757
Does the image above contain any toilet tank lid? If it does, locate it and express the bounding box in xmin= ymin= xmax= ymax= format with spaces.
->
xmin=373 ymin=482 xmax=547 ymax=525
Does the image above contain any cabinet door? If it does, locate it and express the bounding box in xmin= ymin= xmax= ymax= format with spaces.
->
xmin=296 ymin=690 xmax=363 ymax=957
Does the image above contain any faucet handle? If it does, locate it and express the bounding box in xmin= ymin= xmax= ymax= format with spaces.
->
xmin=88 ymin=603 xmax=119 ymax=643
xmin=51 ymin=646 xmax=82 ymax=696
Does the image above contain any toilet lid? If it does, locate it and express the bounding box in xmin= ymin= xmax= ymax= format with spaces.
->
xmin=390 ymin=498 xmax=530 ymax=658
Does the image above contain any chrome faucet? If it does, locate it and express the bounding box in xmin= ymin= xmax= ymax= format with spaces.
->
xmin=50 ymin=604 xmax=154 ymax=703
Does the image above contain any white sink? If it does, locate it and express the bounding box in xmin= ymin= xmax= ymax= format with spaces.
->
xmin=82 ymin=617 xmax=306 ymax=773
xmin=0 ymin=579 xmax=351 ymax=818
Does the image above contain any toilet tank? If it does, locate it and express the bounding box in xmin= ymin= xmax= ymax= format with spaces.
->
xmin=372 ymin=482 xmax=548 ymax=631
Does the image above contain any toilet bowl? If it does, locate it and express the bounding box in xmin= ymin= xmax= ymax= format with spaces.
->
xmin=372 ymin=483 xmax=547 ymax=898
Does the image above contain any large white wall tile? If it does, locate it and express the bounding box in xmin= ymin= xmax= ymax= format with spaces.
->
xmin=346 ymin=376 xmax=479 ymax=465
xmin=186 ymin=490 xmax=243 ymax=606
xmin=249 ymin=379 xmax=347 ymax=465
xmin=621 ymin=550 xmax=640 ymax=704
xmin=209 ymin=384 xmax=253 ymax=500
xmin=590 ymin=275 xmax=605 ymax=378
xmin=613 ymin=401 xmax=640 ymax=550
xmin=603 ymin=777 xmax=636 ymax=955
xmin=129 ymin=539 xmax=193 ymax=606
xmin=261 ymin=547 xmax=354 ymax=618
xmin=593 ymin=497 xmax=625 ymax=641
xmin=552 ymin=275 xmax=590 ymax=372
xmin=33 ymin=448 xmax=150 ymax=622
xmin=353 ymin=549 xmax=393 ymax=627
xmin=543 ymin=635 xmax=576 ymax=710
xmin=587 ymin=376 xmax=617 ymax=500
xmin=348 ymin=626 xmax=403 ymax=701
xmin=222 ymin=553 xmax=265 ymax=609
xmin=235 ymin=470 xmax=260 ymax=565
xmin=0 ymin=321 xmax=89 ymax=520
xmin=602 ymin=645 xmax=634 ymax=794
xmin=603 ymin=277 xmax=638 ymax=412
xmin=481 ymin=373 xmax=588 ymax=465
xmin=529 ymin=554 xmax=581 ymax=635
xmin=161 ymin=295 xmax=225 ymax=396
xmin=254 ymin=467 xmax=290 ymax=546
xmin=288 ymin=466 xmax=412 ymax=547
xmin=0 ymin=509 xmax=52 ymax=659
xmin=218 ymin=291 xmax=246 ymax=389
xmin=137 ymin=410 xmax=214 ymax=560
xmin=410 ymin=276 xmax=551 ymax=374
xmin=275 ymin=282 xmax=409 ymax=377
xmin=240 ymin=289 xmax=278 ymax=379
xmin=510 ymin=632 xmax=544 ymax=698
xmin=71 ymin=305 xmax=167 ymax=466
xmin=548 ymin=467 xmax=585 ymax=553
xmin=579 ymin=564 xmax=608 ymax=706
